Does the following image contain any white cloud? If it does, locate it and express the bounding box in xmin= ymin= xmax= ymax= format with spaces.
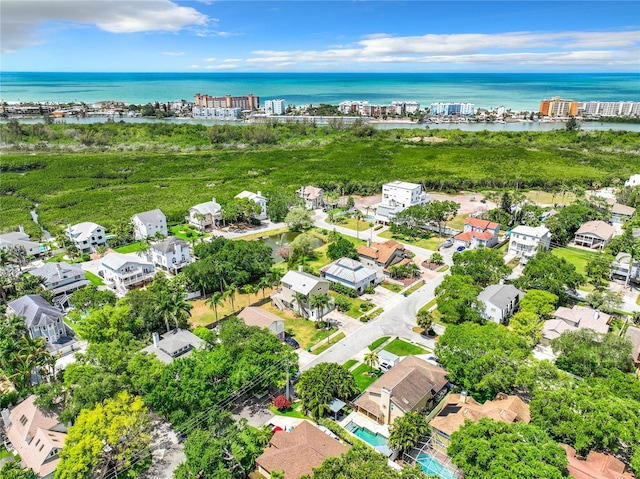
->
xmin=1 ymin=0 xmax=208 ymax=53
xmin=203 ymin=57 xmax=217 ymax=62
xmin=162 ymin=51 xmax=185 ymax=56
xmin=204 ymin=64 xmax=238 ymax=70
xmin=245 ymin=30 xmax=640 ymax=68
xmin=223 ymin=58 xmax=242 ymax=62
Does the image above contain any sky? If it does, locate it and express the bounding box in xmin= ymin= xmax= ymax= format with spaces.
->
xmin=1 ymin=0 xmax=639 ymax=72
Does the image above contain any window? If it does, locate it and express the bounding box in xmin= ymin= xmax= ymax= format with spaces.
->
xmin=19 ymin=415 xmax=28 ymax=426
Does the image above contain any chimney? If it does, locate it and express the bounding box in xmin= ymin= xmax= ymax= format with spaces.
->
xmin=1 ymin=408 xmax=10 ymax=428
xmin=18 ymin=225 xmax=24 ymax=234
xmin=152 ymin=332 xmax=160 ymax=348
xmin=257 ymin=191 xmax=262 ymax=197
xmin=461 ymin=391 xmax=468 ymax=404
xmin=56 ymin=263 xmax=63 ymax=279
xmin=298 ymin=265 xmax=304 ymax=273
xmin=594 ymin=310 xmax=600 ymax=320
xmin=367 ymin=239 xmax=371 ymax=247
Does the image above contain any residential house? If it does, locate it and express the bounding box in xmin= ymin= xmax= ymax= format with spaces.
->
xmin=610 ymin=252 xmax=640 ymax=283
xmin=477 ymin=284 xmax=524 ymax=324
xmin=150 ymin=237 xmax=192 ymax=274
xmin=611 ymin=203 xmax=636 ymax=224
xmin=2 ymin=395 xmax=67 ymax=479
xmin=0 ymin=230 xmax=42 ymax=257
xmin=238 ymin=307 xmax=285 ymax=340
xmin=574 ymin=220 xmax=615 ymax=249
xmin=131 ymin=209 xmax=167 ymax=240
xmin=7 ymin=295 xmax=70 ymax=352
xmin=297 ymin=185 xmax=324 ymax=210
xmin=320 ymin=258 xmax=377 ymax=295
xmin=29 ymin=262 xmax=89 ymax=307
xmin=354 ymin=355 xmax=449 ymax=425
xmin=140 ymin=329 xmax=206 ymax=364
xmin=561 ymin=444 xmax=636 ymax=479
xmin=429 ymin=392 xmax=530 ymax=454
xmin=454 ymin=217 xmax=500 ymax=249
xmin=507 ymin=225 xmax=551 ymax=263
xmin=235 ymin=190 xmax=268 ymax=221
xmin=273 ymin=268 xmax=333 ymax=320
xmin=99 ymin=252 xmax=155 ymax=295
xmin=375 ymin=181 xmax=429 ymax=223
xmin=541 ymin=305 xmax=611 ymax=346
xmin=357 ymin=239 xmax=411 ymax=277
xmin=66 ymin=222 xmax=106 ymax=253
xmin=187 ymin=198 xmax=222 ymax=231
xmin=624 ymin=174 xmax=640 ymax=187
xmin=625 ymin=326 xmax=640 ymax=370
xmin=255 ymin=420 xmax=349 ymax=479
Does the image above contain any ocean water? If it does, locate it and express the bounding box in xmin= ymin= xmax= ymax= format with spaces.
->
xmin=1 ymin=72 xmax=639 ymax=112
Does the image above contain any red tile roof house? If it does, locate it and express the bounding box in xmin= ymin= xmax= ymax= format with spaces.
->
xmin=561 ymin=444 xmax=636 ymax=479
xmin=255 ymin=420 xmax=349 ymax=479
xmin=454 ymin=218 xmax=500 ymax=249
xmin=2 ymin=395 xmax=67 ymax=479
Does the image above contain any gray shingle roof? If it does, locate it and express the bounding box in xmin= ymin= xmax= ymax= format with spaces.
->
xmin=100 ymin=252 xmax=153 ymax=271
xmin=151 ymin=236 xmax=188 ymax=254
xmin=132 ymin=208 xmax=165 ymax=224
xmin=478 ymin=284 xmax=524 ymax=310
xmin=7 ymin=294 xmax=65 ymax=328
xmin=321 ymin=258 xmax=376 ymax=285
xmin=29 ymin=262 xmax=84 ymax=283
xmin=281 ymin=270 xmax=327 ymax=296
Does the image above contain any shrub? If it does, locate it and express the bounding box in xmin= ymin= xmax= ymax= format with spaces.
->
xmin=329 ymin=282 xmax=359 ymax=298
xmin=274 ymin=395 xmax=291 ymax=411
xmin=365 ymin=285 xmax=375 ymax=294
xmin=334 ymin=295 xmax=351 ymax=312
xmin=81 ymin=253 xmax=90 ymax=262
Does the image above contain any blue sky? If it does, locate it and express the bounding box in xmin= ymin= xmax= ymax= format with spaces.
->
xmin=1 ymin=1 xmax=639 ymax=72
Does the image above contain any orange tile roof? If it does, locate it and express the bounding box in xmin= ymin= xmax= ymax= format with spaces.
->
xmin=454 ymin=230 xmax=494 ymax=242
xmin=357 ymin=239 xmax=405 ymax=265
xmin=256 ymin=421 xmax=349 ymax=479
xmin=465 ymin=217 xmax=499 ymax=230
xmin=561 ymin=444 xmax=635 ymax=479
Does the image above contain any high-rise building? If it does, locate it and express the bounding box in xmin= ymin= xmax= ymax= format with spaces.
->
xmin=264 ymin=99 xmax=286 ymax=115
xmin=578 ymin=101 xmax=640 ymax=117
xmin=429 ymin=102 xmax=475 ymax=116
xmin=194 ymin=93 xmax=259 ymax=110
xmin=539 ymin=97 xmax=578 ymax=117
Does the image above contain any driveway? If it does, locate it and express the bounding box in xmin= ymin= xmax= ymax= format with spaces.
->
xmin=139 ymin=417 xmax=185 ymax=479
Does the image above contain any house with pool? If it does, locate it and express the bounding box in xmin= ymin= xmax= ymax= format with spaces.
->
xmin=353 ymin=355 xmax=449 ymax=425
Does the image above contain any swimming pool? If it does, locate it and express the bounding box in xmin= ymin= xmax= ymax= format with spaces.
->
xmin=345 ymin=421 xmax=388 ymax=447
xmin=417 ymin=452 xmax=457 ymax=479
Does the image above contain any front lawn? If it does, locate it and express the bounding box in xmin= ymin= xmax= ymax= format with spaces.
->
xmin=378 ymin=229 xmax=436 ymax=250
xmin=188 ymin=287 xmax=276 ymax=327
xmin=331 ymin=215 xmax=373 ymax=234
xmin=343 ymin=359 xmax=358 ymax=370
xmin=380 ymin=282 xmax=402 ymax=293
xmin=384 ymin=338 xmax=427 ymax=356
xmin=551 ymin=246 xmax=599 ymax=278
xmin=352 ymin=363 xmax=382 ymax=392
xmin=84 ymin=271 xmax=104 ymax=286
xmin=330 ymin=293 xmax=373 ymax=319
xmin=114 ymin=241 xmax=147 ymax=254
xmin=170 ymin=224 xmax=206 ymax=242
xmin=261 ymin=303 xmax=336 ymax=349
xmin=312 ymin=332 xmax=345 ymax=354
xmin=368 ymin=336 xmax=390 ymax=351
xmin=269 ymin=401 xmax=308 ymax=419
xmin=404 ymin=280 xmax=425 ymax=295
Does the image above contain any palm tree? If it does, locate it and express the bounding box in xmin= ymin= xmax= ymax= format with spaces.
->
xmin=257 ymin=277 xmax=270 ymax=300
xmin=242 ymin=284 xmax=256 ymax=307
xmin=354 ymin=210 xmax=363 ymax=239
xmin=309 ymin=293 xmax=330 ymax=323
xmin=364 ymin=350 xmax=379 ymax=374
xmin=156 ymin=287 xmax=193 ymax=332
xmin=225 ymin=284 xmax=238 ymax=312
xmin=388 ymin=412 xmax=429 ymax=455
xmin=293 ymin=292 xmax=307 ymax=318
xmin=205 ymin=291 xmax=224 ymax=322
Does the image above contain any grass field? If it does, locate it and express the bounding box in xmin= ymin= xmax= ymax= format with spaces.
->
xmin=343 ymin=359 xmax=358 ymax=370
xmin=352 ymin=363 xmax=382 ymax=392
xmin=312 ymin=332 xmax=345 ymax=354
xmin=380 ymin=281 xmax=403 ymax=293
xmin=3 ymin=124 xmax=638 ymax=238
xmin=188 ymin=287 xmax=276 ymax=327
xmin=405 ymin=280 xmax=425 ymax=295
xmin=84 ymin=271 xmax=104 ymax=286
xmin=378 ymin=229 xmax=436 ymax=250
xmin=261 ymin=303 xmax=335 ymax=350
xmin=551 ymin=246 xmax=598 ymax=277
xmin=368 ymin=336 xmax=390 ymax=351
xmin=114 ymin=241 xmax=146 ymax=254
xmin=384 ymin=339 xmax=427 ymax=356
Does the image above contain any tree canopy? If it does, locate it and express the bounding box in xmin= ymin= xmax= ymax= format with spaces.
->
xmin=435 ymin=275 xmax=483 ymax=324
xmin=388 ymin=412 xmax=429 ymax=454
xmin=514 ymin=251 xmax=583 ymax=303
xmin=326 ymin=235 xmax=359 ymax=261
xmin=297 ymin=362 xmax=359 ymax=419
xmin=450 ymin=248 xmax=511 ymax=287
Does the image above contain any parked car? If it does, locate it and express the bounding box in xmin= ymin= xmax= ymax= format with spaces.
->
xmin=379 ymin=361 xmax=393 ymax=372
xmin=284 ymin=337 xmax=300 ymax=349
xmin=456 ymin=245 xmax=466 ymax=252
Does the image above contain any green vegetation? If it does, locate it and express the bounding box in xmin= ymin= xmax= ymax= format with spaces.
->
xmin=297 ymin=362 xmax=359 ymax=419
xmin=368 ymin=336 xmax=390 ymax=351
xmin=383 ymin=339 xmax=427 ymax=356
xmin=551 ymin=246 xmax=598 ymax=277
xmin=312 ymin=332 xmax=345 ymax=354
xmin=268 ymin=401 xmax=308 ymax=419
xmin=352 ymin=363 xmax=382 ymax=392
xmin=404 ymin=280 xmax=425 ymax=295
xmin=343 ymin=359 xmax=358 ymax=370
xmin=114 ymin=241 xmax=147 ymax=254
xmin=3 ymin=123 xmax=639 ymax=238
xmin=380 ymin=281 xmax=403 ymax=293
xmin=0 ymin=445 xmax=13 ymax=460
xmin=84 ymin=271 xmax=104 ymax=286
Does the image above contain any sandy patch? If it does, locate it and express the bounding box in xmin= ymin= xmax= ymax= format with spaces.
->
xmin=406 ymin=136 xmax=448 ymax=143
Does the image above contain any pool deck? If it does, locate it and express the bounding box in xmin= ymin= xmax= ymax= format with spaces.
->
xmin=340 ymin=411 xmax=390 ymax=437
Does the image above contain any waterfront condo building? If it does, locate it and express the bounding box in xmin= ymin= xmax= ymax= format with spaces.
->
xmin=539 ymin=97 xmax=578 ymax=117
xmin=194 ymin=93 xmax=259 ymax=110
xmin=578 ymin=101 xmax=640 ymax=118
xmin=264 ymin=99 xmax=286 ymax=115
xmin=429 ymin=102 xmax=475 ymax=116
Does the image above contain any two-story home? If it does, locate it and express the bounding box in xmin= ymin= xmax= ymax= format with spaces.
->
xmin=131 ymin=209 xmax=167 ymax=240
xmin=273 ymin=268 xmax=333 ymax=320
xmin=140 ymin=329 xmax=206 ymax=364
xmin=429 ymin=392 xmax=530 ymax=454
xmin=187 ymin=198 xmax=222 ymax=231
xmin=625 ymin=326 xmax=640 ymax=370
xmin=150 ymin=237 xmax=192 ymax=274
xmin=66 ymin=222 xmax=106 ymax=253
xmin=238 ymin=307 xmax=285 ymax=340
xmin=541 ymin=305 xmax=611 ymax=346
xmin=235 ymin=190 xmax=268 ymax=221
xmin=320 ymin=258 xmax=377 ymax=295
xmin=297 ymin=185 xmax=324 ymax=210
xmin=507 ymin=225 xmax=551 ymax=263
xmin=7 ymin=295 xmax=68 ymax=351
xmin=477 ymin=284 xmax=524 ymax=325
xmin=2 ymin=395 xmax=68 ymax=479
xmin=375 ymin=181 xmax=429 ymax=223
xmin=0 ymin=230 xmax=42 ymax=258
xmin=454 ymin=217 xmax=500 ymax=249
xmin=353 ymin=355 xmax=449 ymax=425
xmin=574 ymin=220 xmax=615 ymax=249
xmin=99 ymin=252 xmax=155 ymax=295
xmin=610 ymin=252 xmax=640 ymax=284
xmin=611 ymin=202 xmax=636 ymax=224
xmin=29 ymin=262 xmax=89 ymax=307
xmin=357 ymin=239 xmax=410 ymax=278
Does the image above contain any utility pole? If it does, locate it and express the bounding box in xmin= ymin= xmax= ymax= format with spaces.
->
xmin=285 ymin=357 xmax=290 ymax=401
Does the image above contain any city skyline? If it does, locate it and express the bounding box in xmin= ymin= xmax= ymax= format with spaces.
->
xmin=1 ymin=1 xmax=639 ymax=73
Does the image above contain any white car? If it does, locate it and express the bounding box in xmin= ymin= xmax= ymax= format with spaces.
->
xmin=379 ymin=361 xmax=393 ymax=372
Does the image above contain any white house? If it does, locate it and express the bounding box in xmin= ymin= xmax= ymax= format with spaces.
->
xmin=477 ymin=284 xmax=524 ymax=324
xmin=375 ymin=181 xmax=429 ymax=223
xmin=235 ymin=190 xmax=268 ymax=221
xmin=611 ymin=203 xmax=636 ymax=224
xmin=0 ymin=230 xmax=42 ymax=257
xmin=625 ymin=174 xmax=640 ymax=187
xmin=574 ymin=220 xmax=615 ymax=249
xmin=141 ymin=329 xmax=206 ymax=364
xmin=99 ymin=252 xmax=155 ymax=295
xmin=508 ymin=225 xmax=551 ymax=263
xmin=29 ymin=262 xmax=89 ymax=307
xmin=320 ymin=258 xmax=377 ymax=295
xmin=188 ymin=198 xmax=222 ymax=231
xmin=7 ymin=295 xmax=68 ymax=351
xmin=610 ymin=252 xmax=640 ymax=283
xmin=454 ymin=218 xmax=500 ymax=249
xmin=150 ymin=236 xmax=192 ymax=274
xmin=132 ymin=209 xmax=167 ymax=240
xmin=297 ymin=186 xmax=324 ymax=210
xmin=273 ymin=268 xmax=333 ymax=320
xmin=66 ymin=222 xmax=106 ymax=253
